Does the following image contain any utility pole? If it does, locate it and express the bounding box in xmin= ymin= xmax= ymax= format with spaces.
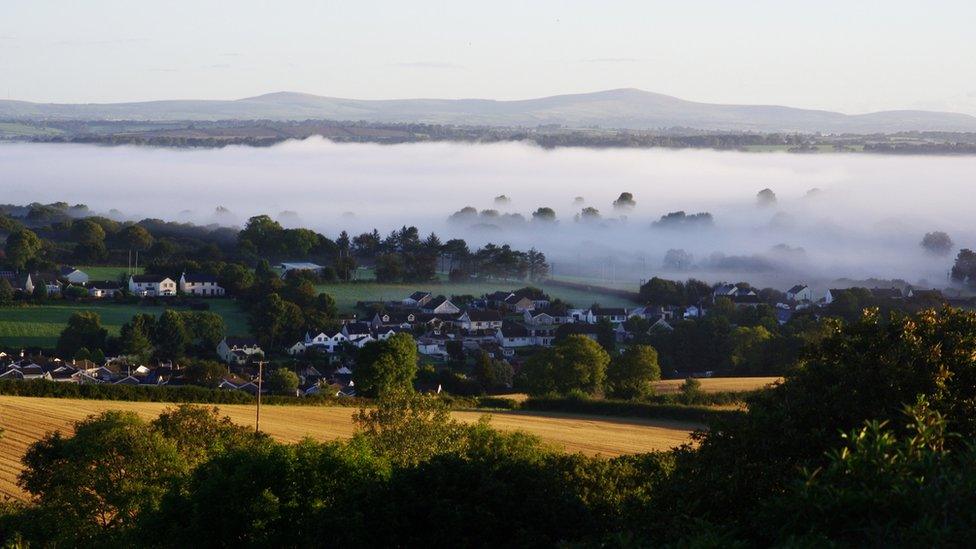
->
xmin=255 ymin=360 xmax=266 ymax=434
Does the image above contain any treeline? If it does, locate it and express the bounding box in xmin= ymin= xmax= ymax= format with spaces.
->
xmin=5 ymin=307 xmax=976 ymax=545
xmin=55 ymin=309 xmax=226 ymax=364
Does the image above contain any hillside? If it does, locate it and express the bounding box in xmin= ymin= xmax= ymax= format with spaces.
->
xmin=3 ymin=89 xmax=976 ymax=133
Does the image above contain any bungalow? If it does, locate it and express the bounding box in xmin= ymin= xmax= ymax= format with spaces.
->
xmin=495 ymin=321 xmax=535 ymax=348
xmin=589 ymin=307 xmax=629 ymax=325
xmin=370 ymin=311 xmax=417 ymax=330
xmin=786 ymin=284 xmax=813 ymax=302
xmin=503 ymin=294 xmax=536 ymax=313
xmin=128 ymin=274 xmax=177 ymax=297
xmin=458 ymin=310 xmax=503 ymax=332
xmin=86 ymin=280 xmax=123 ymax=298
xmin=58 ymin=266 xmax=89 ymax=284
xmin=417 ymin=335 xmax=449 ymax=357
xmin=342 ymin=322 xmax=374 ymax=342
xmin=421 ymin=297 xmax=461 ymax=315
xmin=484 ymin=291 xmax=515 ymax=309
xmin=402 ymin=291 xmax=432 ymax=308
xmin=179 ymin=273 xmax=225 ymax=296
xmin=217 ymin=337 xmax=264 ymax=365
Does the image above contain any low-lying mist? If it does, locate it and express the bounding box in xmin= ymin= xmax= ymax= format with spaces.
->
xmin=3 ymin=138 xmax=974 ymax=291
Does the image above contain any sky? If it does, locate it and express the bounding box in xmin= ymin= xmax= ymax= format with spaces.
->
xmin=1 ymin=0 xmax=975 ymax=114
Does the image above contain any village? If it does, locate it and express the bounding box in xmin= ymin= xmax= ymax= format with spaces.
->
xmin=0 ymin=259 xmax=954 ymax=399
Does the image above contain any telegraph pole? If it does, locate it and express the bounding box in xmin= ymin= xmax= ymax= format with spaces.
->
xmin=255 ymin=360 xmax=266 ymax=434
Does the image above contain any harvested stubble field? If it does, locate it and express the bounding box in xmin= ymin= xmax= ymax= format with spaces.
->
xmin=0 ymin=396 xmax=699 ymax=501
xmin=651 ymin=377 xmax=782 ymax=394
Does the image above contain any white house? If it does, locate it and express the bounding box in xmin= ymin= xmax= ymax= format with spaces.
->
xmin=588 ymin=307 xmax=629 ymax=325
xmin=86 ymin=280 xmax=123 ymax=298
xmin=58 ymin=266 xmax=89 ymax=284
xmin=458 ymin=310 xmax=503 ymax=332
xmin=290 ymin=331 xmax=349 ymax=355
xmin=179 ymin=273 xmax=225 ymax=296
xmin=421 ymin=297 xmax=461 ymax=315
xmin=786 ymin=284 xmax=813 ymax=302
xmin=495 ymin=321 xmax=535 ymax=348
xmin=342 ymin=322 xmax=373 ymax=342
xmin=217 ymin=337 xmax=264 ymax=364
xmin=129 ymin=275 xmax=176 ymax=297
xmin=523 ymin=308 xmax=572 ymax=325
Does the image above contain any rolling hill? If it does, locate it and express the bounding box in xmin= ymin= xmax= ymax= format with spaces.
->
xmin=3 ymin=88 xmax=976 ymax=133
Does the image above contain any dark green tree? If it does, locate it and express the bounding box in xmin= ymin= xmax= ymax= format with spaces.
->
xmin=56 ymin=312 xmax=108 ymax=358
xmin=607 ymin=344 xmax=661 ymax=399
xmin=353 ymin=333 xmax=419 ymax=397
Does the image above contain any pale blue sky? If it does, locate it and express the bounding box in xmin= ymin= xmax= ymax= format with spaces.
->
xmin=2 ymin=0 xmax=975 ymax=114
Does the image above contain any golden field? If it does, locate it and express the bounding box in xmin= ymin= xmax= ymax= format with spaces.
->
xmin=0 ymin=396 xmax=700 ymax=502
xmin=496 ymin=377 xmax=783 ymax=402
xmin=651 ymin=377 xmax=782 ymax=394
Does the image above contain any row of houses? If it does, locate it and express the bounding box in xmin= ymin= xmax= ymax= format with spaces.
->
xmin=0 ymin=266 xmax=226 ymax=298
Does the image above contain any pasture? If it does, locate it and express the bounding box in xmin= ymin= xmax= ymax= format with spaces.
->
xmin=0 ymin=300 xmax=250 ymax=349
xmin=0 ymin=395 xmax=699 ymax=501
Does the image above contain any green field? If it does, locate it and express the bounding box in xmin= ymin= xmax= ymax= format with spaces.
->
xmin=316 ymin=280 xmax=638 ymax=313
xmin=0 ymin=300 xmax=250 ymax=350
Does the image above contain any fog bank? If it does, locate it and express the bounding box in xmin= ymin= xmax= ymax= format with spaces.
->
xmin=2 ymin=138 xmax=973 ymax=290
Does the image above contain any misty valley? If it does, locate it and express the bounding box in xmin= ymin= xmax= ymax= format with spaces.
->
xmin=2 ymin=138 xmax=973 ymax=294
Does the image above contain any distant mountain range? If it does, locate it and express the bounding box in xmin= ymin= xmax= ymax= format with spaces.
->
xmin=3 ymin=89 xmax=976 ymax=134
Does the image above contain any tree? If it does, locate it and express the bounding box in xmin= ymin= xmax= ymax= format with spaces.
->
xmin=266 ymin=368 xmax=300 ymax=396
xmin=595 ymin=317 xmax=617 ymax=354
xmin=0 ymin=278 xmax=14 ymax=306
xmin=950 ymin=249 xmax=976 ymax=285
xmin=353 ymin=333 xmax=419 ymax=397
xmin=70 ymin=219 xmax=106 ymax=246
xmin=5 ymin=228 xmax=42 ymax=270
xmin=238 ymin=215 xmax=285 ymax=257
xmin=374 ymin=254 xmax=404 ymax=283
xmin=56 ymin=312 xmax=107 ymax=359
xmin=118 ymin=314 xmax=154 ymax=361
xmin=756 ymin=188 xmax=777 ymax=207
xmin=607 ymin=345 xmax=661 ymax=399
xmin=218 ymin=263 xmax=254 ymax=295
xmin=184 ymin=360 xmax=229 ymax=389
xmin=729 ymin=325 xmax=774 ymax=374
xmin=920 ymin=231 xmax=953 ymax=256
xmin=578 ymin=207 xmax=601 ymax=221
xmin=532 ymin=207 xmax=556 ymax=222
xmin=639 ymin=277 xmax=683 ymax=306
xmin=154 ymin=309 xmax=189 ymax=360
xmin=118 ymin=225 xmax=154 ymax=251
xmin=663 ymin=249 xmax=693 ymax=271
xmin=473 ymin=351 xmax=514 ymax=392
xmin=612 ymin=192 xmax=636 ymax=209
xmin=19 ymin=411 xmax=186 ymax=544
xmin=519 ymin=335 xmax=610 ymax=396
